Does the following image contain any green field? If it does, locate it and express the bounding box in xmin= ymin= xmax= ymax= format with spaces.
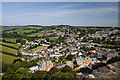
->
xmin=31 ymin=46 xmax=47 ymax=50
xmin=27 ymin=32 xmax=44 ymax=37
xmin=2 ymin=46 xmax=18 ymax=55
xmin=0 ymin=41 xmax=21 ymax=49
xmin=23 ymin=38 xmax=28 ymax=41
xmin=1 ymin=53 xmax=19 ymax=64
xmin=27 ymin=27 xmax=42 ymax=29
xmin=1 ymin=38 xmax=17 ymax=43
xmin=27 ymin=30 xmax=50 ymax=37
xmin=49 ymin=37 xmax=58 ymax=40
xmin=7 ymin=29 xmax=36 ymax=34
xmin=2 ymin=26 xmax=18 ymax=31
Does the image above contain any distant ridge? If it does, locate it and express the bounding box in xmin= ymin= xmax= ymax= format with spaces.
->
xmin=1 ymin=25 xmax=119 ymax=28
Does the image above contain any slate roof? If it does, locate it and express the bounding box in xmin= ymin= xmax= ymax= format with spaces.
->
xmin=104 ymin=52 xmax=119 ymax=58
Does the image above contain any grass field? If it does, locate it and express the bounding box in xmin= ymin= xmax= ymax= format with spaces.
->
xmin=7 ymin=29 xmax=36 ymax=34
xmin=31 ymin=46 xmax=47 ymax=50
xmin=2 ymin=26 xmax=18 ymax=31
xmin=1 ymin=53 xmax=19 ymax=64
xmin=28 ymin=27 xmax=42 ymax=29
xmin=27 ymin=32 xmax=44 ymax=37
xmin=0 ymin=41 xmax=21 ymax=49
xmin=49 ymin=37 xmax=58 ymax=40
xmin=27 ymin=30 xmax=50 ymax=37
xmin=23 ymin=38 xmax=28 ymax=41
xmin=2 ymin=46 xmax=18 ymax=55
xmin=1 ymin=38 xmax=17 ymax=43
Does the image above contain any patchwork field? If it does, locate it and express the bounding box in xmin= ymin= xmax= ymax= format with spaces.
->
xmin=1 ymin=26 xmax=48 ymax=64
xmin=0 ymin=39 xmax=20 ymax=64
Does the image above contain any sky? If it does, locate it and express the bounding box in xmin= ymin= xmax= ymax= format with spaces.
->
xmin=0 ymin=1 xmax=2 ymax=25
xmin=2 ymin=2 xmax=118 ymax=26
xmin=2 ymin=0 xmax=120 ymax=2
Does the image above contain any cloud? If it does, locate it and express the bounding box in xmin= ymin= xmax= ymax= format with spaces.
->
xmin=42 ymin=7 xmax=117 ymax=17
xmin=54 ymin=4 xmax=82 ymax=10
xmin=7 ymin=5 xmax=117 ymax=18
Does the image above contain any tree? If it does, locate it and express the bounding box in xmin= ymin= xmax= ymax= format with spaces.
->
xmin=60 ymin=66 xmax=77 ymax=78
xmin=16 ymin=39 xmax=25 ymax=45
xmin=66 ymin=54 xmax=75 ymax=61
xmin=13 ymin=59 xmax=22 ymax=64
xmin=53 ymin=72 xmax=69 ymax=79
xmin=31 ymin=71 xmax=46 ymax=80
xmin=2 ymin=68 xmax=14 ymax=80
xmin=49 ymin=67 xmax=59 ymax=74
xmin=60 ymin=65 xmax=73 ymax=73
xmin=12 ymin=67 xmax=31 ymax=80
xmin=59 ymin=56 xmax=65 ymax=62
xmin=2 ymin=62 xmax=12 ymax=73
xmin=13 ymin=62 xmax=22 ymax=71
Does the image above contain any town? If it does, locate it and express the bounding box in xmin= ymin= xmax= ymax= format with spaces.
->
xmin=1 ymin=25 xmax=120 ymax=79
xmin=16 ymin=26 xmax=120 ymax=78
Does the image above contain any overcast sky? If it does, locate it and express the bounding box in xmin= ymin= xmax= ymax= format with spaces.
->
xmin=2 ymin=2 xmax=118 ymax=26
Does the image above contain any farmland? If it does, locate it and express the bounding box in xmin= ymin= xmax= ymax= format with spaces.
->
xmin=2 ymin=46 xmax=18 ymax=55
xmin=1 ymin=26 xmax=47 ymax=64
xmin=27 ymin=30 xmax=49 ymax=37
xmin=0 ymin=38 xmax=17 ymax=43
xmin=27 ymin=27 xmax=42 ymax=29
xmin=27 ymin=32 xmax=43 ymax=37
xmin=1 ymin=53 xmax=19 ymax=64
xmin=7 ymin=29 xmax=36 ymax=34
xmin=0 ymin=41 xmax=21 ymax=49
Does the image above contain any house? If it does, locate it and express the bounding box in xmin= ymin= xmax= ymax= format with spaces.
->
xmin=72 ymin=55 xmax=92 ymax=67
xmin=71 ymin=50 xmax=78 ymax=55
xmin=37 ymin=59 xmax=53 ymax=71
xmin=66 ymin=61 xmax=74 ymax=68
xmin=29 ymin=66 xmax=39 ymax=73
xmin=103 ymin=52 xmax=119 ymax=60
xmin=56 ymin=64 xmax=66 ymax=69
xmin=29 ymin=59 xmax=53 ymax=73
xmin=96 ymin=53 xmax=103 ymax=59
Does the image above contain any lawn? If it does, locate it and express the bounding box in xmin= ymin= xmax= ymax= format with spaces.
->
xmin=31 ymin=46 xmax=47 ymax=50
xmin=2 ymin=46 xmax=18 ymax=55
xmin=1 ymin=53 xmax=19 ymax=64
